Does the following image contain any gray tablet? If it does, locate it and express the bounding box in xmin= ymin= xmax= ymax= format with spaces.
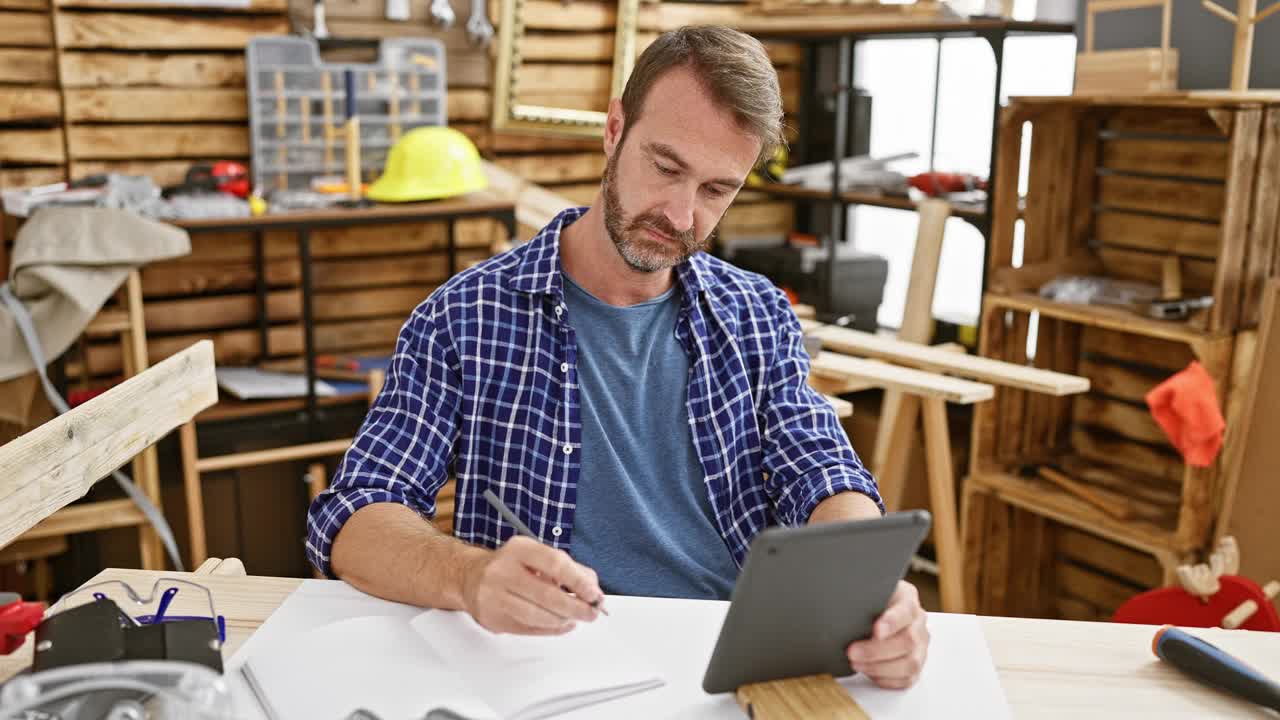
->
xmin=701 ymin=510 xmax=931 ymax=694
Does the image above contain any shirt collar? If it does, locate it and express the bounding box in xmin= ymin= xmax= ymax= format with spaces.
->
xmin=508 ymin=206 xmax=716 ymax=299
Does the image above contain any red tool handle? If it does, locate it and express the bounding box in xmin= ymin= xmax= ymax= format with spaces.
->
xmin=0 ymin=599 xmax=46 ymax=655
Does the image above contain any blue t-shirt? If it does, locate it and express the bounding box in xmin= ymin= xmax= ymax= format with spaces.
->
xmin=562 ymin=272 xmax=740 ymax=600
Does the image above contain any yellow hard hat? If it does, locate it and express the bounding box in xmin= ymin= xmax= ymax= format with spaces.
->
xmin=367 ymin=126 xmax=488 ymax=202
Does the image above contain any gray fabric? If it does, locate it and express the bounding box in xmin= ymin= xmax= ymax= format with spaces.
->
xmin=0 ymin=207 xmax=190 ymax=382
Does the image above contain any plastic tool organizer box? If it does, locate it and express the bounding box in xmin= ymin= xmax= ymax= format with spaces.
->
xmin=246 ymin=36 xmax=447 ymax=192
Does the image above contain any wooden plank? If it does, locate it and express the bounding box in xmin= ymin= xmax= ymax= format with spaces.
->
xmin=0 ymin=0 xmax=47 ymax=9
xmin=57 ymin=0 xmax=284 ymax=9
xmin=20 ymin=499 xmax=145 ymax=541
xmin=1218 ymin=281 xmax=1280 ymax=586
xmin=1240 ymin=108 xmax=1280 ymax=327
xmin=64 ymin=88 xmax=247 ymax=122
xmin=989 ymin=106 xmax=1025 ymax=273
xmin=803 ymin=321 xmax=1090 ymax=396
xmin=315 ymin=316 xmax=404 ymax=352
xmin=55 ymin=13 xmax=288 ymax=50
xmin=492 ymin=0 xmax=614 ymax=29
xmin=0 ymin=48 xmax=56 ymax=85
xmin=1024 ymin=109 xmax=1067 ymax=264
xmin=0 ymin=87 xmax=59 ymax=122
xmin=1072 ymin=427 xmax=1184 ymax=485
xmin=721 ymin=200 xmax=794 ymax=236
xmin=1076 ymin=357 xmax=1163 ymax=405
xmin=1074 ymin=49 xmax=1177 ymax=94
xmin=67 ymin=124 xmax=248 ymax=160
xmin=521 ymin=32 xmax=615 ymax=62
xmin=1100 ymin=138 xmax=1230 ymax=180
xmin=0 ymin=11 xmax=52 ymax=46
xmin=312 ymin=251 xmax=485 ymax=290
xmin=1096 ymin=175 xmax=1225 ymax=221
xmin=986 ymin=292 xmax=1216 ymax=347
xmin=70 ymin=159 xmax=237 ymax=188
xmin=140 ymin=258 xmax=299 ymax=297
xmin=0 ymin=128 xmax=64 ymax=164
xmin=186 ymin=224 xmax=452 ymax=264
xmin=143 ymin=290 xmax=302 ymax=333
xmin=0 ymin=535 xmax=66 ymax=564
xmin=1093 ymin=210 xmax=1220 ymax=259
xmin=1104 ymin=106 xmax=1229 ymax=137
xmin=1210 ymin=108 xmax=1261 ymax=331
xmin=1072 ymin=394 xmax=1170 ymax=448
xmin=493 ymin=152 xmax=606 ymax=185
xmin=809 ymin=352 xmax=993 ymax=404
xmin=1055 ymin=595 xmax=1102 ymax=621
xmin=0 ymin=165 xmax=64 ymax=189
xmin=490 ymin=132 xmax=601 ymax=153
xmin=313 ymin=286 xmax=430 ymax=321
xmin=86 ymin=326 xmax=302 ymax=376
xmin=59 ymin=51 xmax=244 ymax=88
xmin=448 ymin=88 xmax=489 ymax=121
xmin=1095 ymin=247 xmax=1217 ymax=295
xmin=0 ymin=341 xmax=216 ymax=548
xmin=1055 ymin=561 xmax=1142 ymax=614
xmin=1079 ymin=325 xmax=1196 ymax=372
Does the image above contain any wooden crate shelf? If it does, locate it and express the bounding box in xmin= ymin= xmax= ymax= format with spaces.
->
xmin=990 ymin=95 xmax=1280 ymax=333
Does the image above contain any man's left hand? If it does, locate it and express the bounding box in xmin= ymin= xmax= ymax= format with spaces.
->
xmin=846 ymin=580 xmax=929 ymax=689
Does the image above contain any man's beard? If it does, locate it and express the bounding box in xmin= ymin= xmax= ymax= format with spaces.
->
xmin=601 ymin=150 xmax=712 ymax=274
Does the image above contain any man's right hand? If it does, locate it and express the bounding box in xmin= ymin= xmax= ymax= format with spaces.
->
xmin=461 ymin=536 xmax=605 ymax=635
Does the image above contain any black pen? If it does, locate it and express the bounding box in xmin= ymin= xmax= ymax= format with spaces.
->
xmin=482 ymin=489 xmax=609 ymax=616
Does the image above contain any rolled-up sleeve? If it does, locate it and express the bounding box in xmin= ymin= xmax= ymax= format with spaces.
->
xmin=759 ymin=289 xmax=884 ymax=526
xmin=305 ymin=300 xmax=461 ymax=576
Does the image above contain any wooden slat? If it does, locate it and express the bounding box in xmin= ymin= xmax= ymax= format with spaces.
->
xmin=521 ymin=32 xmax=615 ymax=62
xmin=70 ymin=159 xmax=236 ymax=188
xmin=490 ymin=133 xmax=601 ymax=154
xmin=312 ymin=252 xmax=466 ymax=290
xmin=1076 ymin=357 xmax=1163 ymax=405
xmin=1056 ymin=526 xmax=1164 ymax=588
xmin=0 ymin=535 xmax=66 ymax=564
xmin=1093 ymin=210 xmax=1220 ymax=259
xmin=1100 ymin=138 xmax=1230 ymax=180
xmin=721 ymin=200 xmax=794 ymax=236
xmin=986 ymin=292 xmax=1214 ymax=347
xmin=315 ymin=316 xmax=403 ymax=352
xmin=491 ymin=0 xmax=614 ymax=29
xmin=1056 ymin=561 xmax=1142 ymax=614
xmin=57 ymin=0 xmax=284 ymax=9
xmin=0 ymin=48 xmax=56 ymax=85
xmin=1074 ymin=49 xmax=1177 ymax=95
xmin=1241 ymin=109 xmax=1280 ymax=326
xmin=448 ymin=88 xmax=489 ymax=121
xmin=1096 ymin=247 xmax=1217 ymax=294
xmin=0 ymin=11 xmax=52 ymax=46
xmin=1079 ymin=325 xmax=1196 ymax=372
xmin=54 ymin=12 xmax=288 ymax=50
xmin=0 ymin=128 xmax=64 ymax=164
xmin=1071 ymin=427 xmax=1183 ymax=485
xmin=0 ymin=87 xmax=60 ymax=122
xmin=0 ymin=165 xmax=64 ymax=189
xmin=0 ymin=0 xmax=47 ymax=9
xmin=0 ymin=342 xmax=217 ymax=547
xmin=809 ymin=352 xmax=993 ymax=404
xmin=1104 ymin=107 xmax=1229 ymax=137
xmin=1096 ymin=175 xmax=1225 ymax=221
xmin=313 ymin=286 xmax=430 ymax=321
xmin=20 ymin=499 xmax=145 ymax=541
xmin=1072 ymin=394 xmax=1170 ymax=448
xmin=59 ymin=51 xmax=244 ymax=88
xmin=494 ymin=152 xmax=606 ymax=185
xmin=87 ymin=326 xmax=302 ymax=376
xmin=549 ymin=182 xmax=599 ymax=206
xmin=64 ymin=88 xmax=247 ymax=122
xmin=1055 ymin=595 xmax=1103 ymax=621
xmin=144 ymin=289 xmax=302 ymax=333
xmin=1212 ymin=108 xmax=1262 ymax=331
xmin=140 ymin=258 xmax=299 ymax=297
xmin=67 ymin=124 xmax=248 ymax=159
xmin=989 ymin=105 xmax=1026 ymax=273
xmin=803 ymin=321 xmax=1090 ymax=396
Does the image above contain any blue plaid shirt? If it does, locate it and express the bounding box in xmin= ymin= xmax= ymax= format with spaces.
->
xmin=306 ymin=207 xmax=881 ymax=577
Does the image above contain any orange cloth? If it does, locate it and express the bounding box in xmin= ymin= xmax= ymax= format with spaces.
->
xmin=1145 ymin=361 xmax=1225 ymax=467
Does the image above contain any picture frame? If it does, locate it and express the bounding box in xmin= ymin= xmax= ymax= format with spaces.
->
xmin=491 ymin=0 xmax=642 ymax=138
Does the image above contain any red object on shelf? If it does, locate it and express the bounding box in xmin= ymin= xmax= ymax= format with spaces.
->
xmin=908 ymin=172 xmax=988 ymax=197
xmin=0 ymin=598 xmax=46 ymax=655
xmin=1112 ymin=576 xmax=1280 ymax=632
xmin=67 ymin=386 xmax=111 ymax=408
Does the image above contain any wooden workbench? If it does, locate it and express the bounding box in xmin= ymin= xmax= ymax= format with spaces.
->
xmin=3 ymin=568 xmax=1278 ymax=717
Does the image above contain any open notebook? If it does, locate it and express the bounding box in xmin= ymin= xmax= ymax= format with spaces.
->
xmin=242 ymin=609 xmax=663 ymax=720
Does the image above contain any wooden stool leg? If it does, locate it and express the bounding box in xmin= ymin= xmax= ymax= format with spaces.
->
xmin=735 ymin=675 xmax=869 ymax=720
xmin=179 ymin=422 xmax=208 ymax=568
xmin=873 ymin=394 xmax=920 ymax=512
xmin=922 ymin=397 xmax=963 ymax=613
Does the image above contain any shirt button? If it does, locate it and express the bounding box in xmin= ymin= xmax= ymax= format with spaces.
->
xmin=551 ymin=526 xmax=563 ymax=537
xmin=563 ymin=444 xmax=573 ymax=455
xmin=560 ymin=362 xmax=569 ymax=372
xmin=554 ymin=306 xmax=564 ymax=317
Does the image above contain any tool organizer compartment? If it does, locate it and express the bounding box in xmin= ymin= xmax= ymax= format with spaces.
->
xmin=988 ymin=95 xmax=1280 ymax=333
